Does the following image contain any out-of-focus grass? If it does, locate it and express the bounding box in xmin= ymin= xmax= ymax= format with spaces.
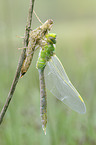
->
xmin=0 ymin=0 xmax=96 ymax=145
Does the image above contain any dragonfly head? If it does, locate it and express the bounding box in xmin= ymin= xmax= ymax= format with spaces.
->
xmin=46 ymin=33 xmax=56 ymax=44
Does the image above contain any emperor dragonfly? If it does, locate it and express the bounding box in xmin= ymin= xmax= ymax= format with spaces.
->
xmin=36 ymin=33 xmax=86 ymax=134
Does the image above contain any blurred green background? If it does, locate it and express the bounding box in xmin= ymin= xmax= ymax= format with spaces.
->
xmin=0 ymin=0 xmax=96 ymax=145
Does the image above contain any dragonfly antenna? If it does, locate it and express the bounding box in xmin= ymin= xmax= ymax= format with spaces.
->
xmin=33 ymin=10 xmax=43 ymax=25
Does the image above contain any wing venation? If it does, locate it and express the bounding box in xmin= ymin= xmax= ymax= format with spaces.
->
xmin=45 ymin=55 xmax=86 ymax=113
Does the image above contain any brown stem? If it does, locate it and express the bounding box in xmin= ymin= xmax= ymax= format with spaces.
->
xmin=0 ymin=0 xmax=35 ymax=124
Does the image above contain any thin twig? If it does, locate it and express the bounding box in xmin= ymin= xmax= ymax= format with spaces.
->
xmin=33 ymin=10 xmax=43 ymax=24
xmin=0 ymin=0 xmax=35 ymax=124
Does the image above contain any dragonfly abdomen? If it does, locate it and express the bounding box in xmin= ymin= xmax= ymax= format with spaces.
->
xmin=39 ymin=69 xmax=47 ymax=134
xmin=36 ymin=33 xmax=57 ymax=134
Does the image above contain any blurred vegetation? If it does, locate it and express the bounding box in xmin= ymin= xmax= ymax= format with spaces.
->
xmin=0 ymin=0 xmax=96 ymax=145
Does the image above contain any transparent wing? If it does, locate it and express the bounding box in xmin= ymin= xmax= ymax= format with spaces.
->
xmin=45 ymin=55 xmax=86 ymax=114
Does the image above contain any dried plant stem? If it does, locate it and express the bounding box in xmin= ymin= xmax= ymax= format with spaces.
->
xmin=0 ymin=0 xmax=35 ymax=124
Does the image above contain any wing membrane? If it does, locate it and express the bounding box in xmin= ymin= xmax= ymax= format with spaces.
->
xmin=45 ymin=55 xmax=86 ymax=113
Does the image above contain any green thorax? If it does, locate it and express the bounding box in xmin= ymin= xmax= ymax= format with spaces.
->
xmin=36 ymin=33 xmax=56 ymax=70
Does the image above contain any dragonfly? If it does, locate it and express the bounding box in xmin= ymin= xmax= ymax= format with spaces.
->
xmin=36 ymin=33 xmax=86 ymax=135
